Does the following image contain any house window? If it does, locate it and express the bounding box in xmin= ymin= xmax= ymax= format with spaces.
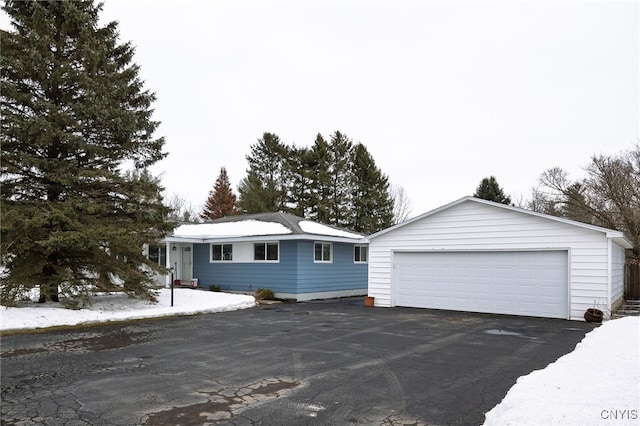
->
xmin=354 ymin=245 xmax=368 ymax=263
xmin=148 ymin=245 xmax=166 ymax=266
xmin=211 ymin=244 xmax=233 ymax=261
xmin=254 ymin=242 xmax=279 ymax=261
xmin=314 ymin=242 xmax=332 ymax=263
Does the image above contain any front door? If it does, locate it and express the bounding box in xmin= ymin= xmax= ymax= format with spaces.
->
xmin=181 ymin=246 xmax=192 ymax=281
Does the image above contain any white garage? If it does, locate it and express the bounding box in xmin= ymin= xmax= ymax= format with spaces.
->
xmin=367 ymin=197 xmax=633 ymax=320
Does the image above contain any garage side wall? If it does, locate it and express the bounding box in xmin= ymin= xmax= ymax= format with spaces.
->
xmin=368 ymin=201 xmax=612 ymax=320
xmin=610 ymin=242 xmax=626 ymax=310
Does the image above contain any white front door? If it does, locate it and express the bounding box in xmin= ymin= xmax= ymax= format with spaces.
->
xmin=181 ymin=246 xmax=193 ymax=281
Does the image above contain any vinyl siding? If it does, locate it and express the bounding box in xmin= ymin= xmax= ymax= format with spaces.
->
xmin=369 ymin=200 xmax=617 ymax=320
xmin=611 ymin=242 xmax=626 ymax=307
xmin=296 ymin=241 xmax=368 ymax=294
xmin=192 ymin=241 xmax=298 ymax=294
xmin=192 ymin=240 xmax=367 ymax=298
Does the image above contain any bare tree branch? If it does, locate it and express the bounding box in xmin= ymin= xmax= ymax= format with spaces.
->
xmin=165 ymin=192 xmax=202 ymax=223
xmin=390 ymin=184 xmax=412 ymax=225
xmin=531 ymin=144 xmax=639 ymax=255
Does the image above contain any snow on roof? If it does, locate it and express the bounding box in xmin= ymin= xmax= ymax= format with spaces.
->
xmin=299 ymin=220 xmax=363 ymax=239
xmin=172 ymin=220 xmax=292 ymax=239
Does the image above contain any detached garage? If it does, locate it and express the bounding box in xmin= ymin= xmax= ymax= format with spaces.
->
xmin=367 ymin=197 xmax=633 ymax=320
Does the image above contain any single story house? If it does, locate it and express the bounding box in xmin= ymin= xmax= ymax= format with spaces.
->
xmin=155 ymin=212 xmax=368 ymax=301
xmin=367 ymin=196 xmax=633 ymax=320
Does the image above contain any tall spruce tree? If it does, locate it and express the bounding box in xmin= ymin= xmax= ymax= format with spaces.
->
xmin=237 ymin=132 xmax=288 ymax=213
xmin=326 ymin=131 xmax=354 ymax=227
xmin=0 ymin=1 xmax=173 ymax=307
xmin=284 ymin=145 xmax=316 ymax=217
xmin=473 ymin=176 xmax=512 ymax=205
xmin=350 ymin=143 xmax=394 ymax=234
xmin=309 ymin=133 xmax=332 ymax=224
xmin=201 ymin=167 xmax=240 ymax=220
xmin=237 ymin=130 xmax=396 ymax=233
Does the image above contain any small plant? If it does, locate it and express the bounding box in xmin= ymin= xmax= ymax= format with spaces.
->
xmin=255 ymin=288 xmax=275 ymax=300
xmin=208 ymin=284 xmax=222 ymax=292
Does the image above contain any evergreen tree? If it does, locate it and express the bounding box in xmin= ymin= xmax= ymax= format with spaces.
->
xmin=237 ymin=130 xmax=396 ymax=232
xmin=350 ymin=143 xmax=394 ymax=234
xmin=326 ymin=131 xmax=354 ymax=227
xmin=284 ymin=145 xmax=316 ymax=218
xmin=473 ymin=176 xmax=512 ymax=205
xmin=1 ymin=1 xmax=173 ymax=307
xmin=237 ymin=132 xmax=287 ymax=213
xmin=309 ymin=133 xmax=332 ymax=223
xmin=201 ymin=167 xmax=240 ymax=220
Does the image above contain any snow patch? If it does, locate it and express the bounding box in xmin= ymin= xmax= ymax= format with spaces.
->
xmin=172 ymin=220 xmax=292 ymax=239
xmin=299 ymin=221 xmax=363 ymax=239
xmin=483 ymin=316 xmax=640 ymax=425
xmin=0 ymin=289 xmax=256 ymax=331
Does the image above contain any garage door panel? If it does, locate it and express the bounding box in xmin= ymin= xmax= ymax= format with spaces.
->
xmin=393 ymin=251 xmax=568 ymax=319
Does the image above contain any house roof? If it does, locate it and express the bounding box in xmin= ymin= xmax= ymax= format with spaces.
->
xmin=368 ymin=196 xmax=634 ymax=249
xmin=166 ymin=212 xmax=365 ymax=243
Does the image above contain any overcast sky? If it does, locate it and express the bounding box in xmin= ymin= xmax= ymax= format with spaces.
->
xmin=3 ymin=1 xmax=638 ymax=217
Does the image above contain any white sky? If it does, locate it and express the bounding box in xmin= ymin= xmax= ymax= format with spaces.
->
xmin=2 ymin=1 xmax=638 ymax=216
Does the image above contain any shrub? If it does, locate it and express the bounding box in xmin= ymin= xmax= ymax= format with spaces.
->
xmin=208 ymin=285 xmax=221 ymax=292
xmin=255 ymin=288 xmax=275 ymax=300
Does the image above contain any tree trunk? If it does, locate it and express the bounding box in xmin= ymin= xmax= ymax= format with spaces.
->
xmin=38 ymin=265 xmax=60 ymax=303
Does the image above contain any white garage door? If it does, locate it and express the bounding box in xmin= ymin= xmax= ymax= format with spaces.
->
xmin=393 ymin=251 xmax=568 ymax=319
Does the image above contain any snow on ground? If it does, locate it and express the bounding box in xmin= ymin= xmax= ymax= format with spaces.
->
xmin=0 ymin=289 xmax=256 ymax=331
xmin=1 ymin=292 xmax=638 ymax=425
xmin=484 ymin=316 xmax=640 ymax=426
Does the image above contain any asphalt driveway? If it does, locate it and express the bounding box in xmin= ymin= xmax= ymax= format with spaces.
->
xmin=1 ymin=297 xmax=594 ymax=425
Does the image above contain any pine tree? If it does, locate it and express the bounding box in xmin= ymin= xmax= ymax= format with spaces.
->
xmin=350 ymin=143 xmax=394 ymax=234
xmin=201 ymin=167 xmax=240 ymax=220
xmin=237 ymin=130 xmax=396 ymax=233
xmin=237 ymin=132 xmax=288 ymax=213
xmin=326 ymin=131 xmax=354 ymax=227
xmin=1 ymin=1 xmax=173 ymax=307
xmin=309 ymin=133 xmax=332 ymax=223
xmin=473 ymin=176 xmax=512 ymax=205
xmin=284 ymin=145 xmax=316 ymax=218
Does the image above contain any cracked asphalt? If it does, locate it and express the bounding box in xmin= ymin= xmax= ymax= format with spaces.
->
xmin=1 ymin=297 xmax=594 ymax=425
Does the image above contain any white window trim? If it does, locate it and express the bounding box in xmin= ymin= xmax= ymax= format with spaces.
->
xmin=147 ymin=244 xmax=167 ymax=266
xmin=210 ymin=243 xmax=233 ymax=262
xmin=314 ymin=241 xmax=333 ymax=263
xmin=253 ymin=241 xmax=280 ymax=263
xmin=354 ymin=245 xmax=368 ymax=264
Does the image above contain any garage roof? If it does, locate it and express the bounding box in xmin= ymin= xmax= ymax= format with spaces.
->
xmin=369 ymin=196 xmax=634 ymax=249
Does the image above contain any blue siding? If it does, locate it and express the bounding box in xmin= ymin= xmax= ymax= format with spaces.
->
xmin=191 ymin=239 xmax=367 ymax=297
xmin=192 ymin=241 xmax=298 ymax=293
xmin=296 ymin=241 xmax=368 ymax=293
